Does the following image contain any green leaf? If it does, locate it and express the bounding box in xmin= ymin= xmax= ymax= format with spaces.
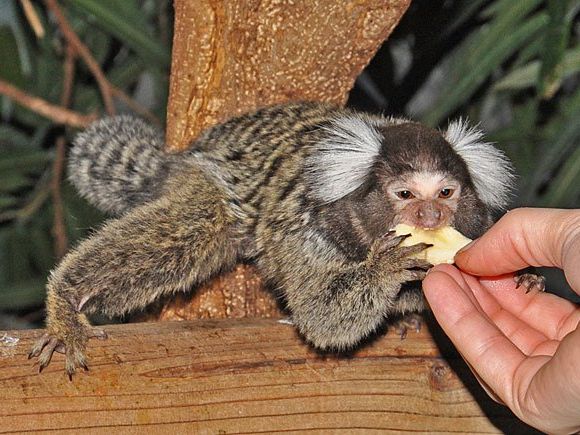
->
xmin=0 ymin=125 xmax=32 ymax=147
xmin=72 ymin=55 xmax=146 ymax=114
xmin=0 ymin=26 xmax=24 ymax=88
xmin=0 ymin=229 xmax=10 ymax=285
xmin=423 ymin=9 xmax=549 ymax=126
xmin=488 ymin=100 xmax=539 ymax=182
xmin=541 ymin=143 xmax=580 ymax=207
xmin=0 ymin=149 xmax=52 ymax=172
xmin=521 ymin=86 xmax=580 ymax=202
xmin=70 ymin=15 xmax=114 ymax=65
xmin=441 ymin=0 xmax=489 ymax=38
xmin=65 ymin=0 xmax=170 ymax=68
xmin=27 ymin=222 xmax=56 ymax=274
xmin=1 ymin=224 xmax=33 ymax=282
xmin=33 ymin=31 xmax=66 ymax=103
xmin=0 ymin=172 xmax=33 ymax=192
xmin=463 ymin=0 xmax=543 ymax=70
xmin=538 ymin=0 xmax=572 ymax=99
xmin=0 ymin=279 xmax=46 ymax=310
xmin=512 ymin=36 xmax=544 ymax=68
xmin=423 ymin=0 xmax=548 ymax=125
xmin=0 ymin=195 xmax=18 ymax=209
xmin=62 ymin=183 xmax=104 ymax=243
xmin=493 ymin=46 xmax=580 ymax=92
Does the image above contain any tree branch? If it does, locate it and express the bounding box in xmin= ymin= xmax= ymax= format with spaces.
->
xmin=19 ymin=0 xmax=45 ymax=38
xmin=50 ymin=45 xmax=75 ymax=259
xmin=44 ymin=0 xmax=162 ymax=125
xmin=0 ymin=79 xmax=96 ymax=128
xmin=43 ymin=0 xmax=116 ymax=116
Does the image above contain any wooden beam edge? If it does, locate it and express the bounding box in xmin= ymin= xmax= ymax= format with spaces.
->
xmin=0 ymin=319 xmax=539 ymax=433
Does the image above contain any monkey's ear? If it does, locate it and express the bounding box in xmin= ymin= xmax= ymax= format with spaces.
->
xmin=305 ymin=114 xmax=383 ymax=204
xmin=445 ymin=119 xmax=515 ymax=210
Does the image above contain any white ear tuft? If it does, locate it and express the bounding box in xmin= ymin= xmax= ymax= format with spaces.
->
xmin=446 ymin=118 xmax=515 ymax=210
xmin=305 ymin=114 xmax=383 ymax=204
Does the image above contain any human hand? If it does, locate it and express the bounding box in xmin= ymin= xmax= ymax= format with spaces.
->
xmin=422 ymin=208 xmax=580 ymax=434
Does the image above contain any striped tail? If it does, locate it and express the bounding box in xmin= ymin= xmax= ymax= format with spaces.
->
xmin=68 ymin=116 xmax=171 ymax=215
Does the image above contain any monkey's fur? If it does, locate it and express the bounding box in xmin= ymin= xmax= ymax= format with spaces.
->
xmin=30 ymin=102 xmax=515 ymax=377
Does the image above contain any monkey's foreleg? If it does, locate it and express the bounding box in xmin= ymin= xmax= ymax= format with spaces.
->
xmin=285 ymin=232 xmax=430 ymax=351
xmin=30 ymin=170 xmax=239 ymax=377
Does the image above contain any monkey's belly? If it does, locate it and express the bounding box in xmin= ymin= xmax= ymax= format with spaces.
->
xmin=393 ymin=224 xmax=472 ymax=265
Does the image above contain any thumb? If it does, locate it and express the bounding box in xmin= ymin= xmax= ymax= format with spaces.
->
xmin=455 ymin=208 xmax=580 ymax=291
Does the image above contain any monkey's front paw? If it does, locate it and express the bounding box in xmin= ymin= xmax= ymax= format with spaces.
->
xmin=29 ymin=326 xmax=107 ymax=380
xmin=515 ymin=272 xmax=546 ymax=293
xmin=370 ymin=231 xmax=431 ymax=281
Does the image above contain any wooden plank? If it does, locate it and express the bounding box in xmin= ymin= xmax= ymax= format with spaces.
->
xmin=0 ymin=319 xmax=538 ymax=433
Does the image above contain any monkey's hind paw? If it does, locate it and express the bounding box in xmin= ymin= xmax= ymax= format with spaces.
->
xmin=393 ymin=314 xmax=422 ymax=340
xmin=29 ymin=327 xmax=107 ymax=380
xmin=515 ymin=272 xmax=546 ymax=293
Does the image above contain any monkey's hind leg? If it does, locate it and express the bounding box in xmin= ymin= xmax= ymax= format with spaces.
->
xmin=391 ymin=286 xmax=427 ymax=339
xmin=29 ymin=168 xmax=240 ymax=378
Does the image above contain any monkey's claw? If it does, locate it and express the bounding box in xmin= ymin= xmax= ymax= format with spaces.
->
xmin=515 ymin=272 xmax=546 ymax=293
xmin=375 ymin=231 xmax=411 ymax=251
xmin=370 ymin=231 xmax=432 ymax=281
xmin=394 ymin=314 xmax=422 ymax=340
xmin=29 ymin=326 xmax=106 ymax=379
xmin=374 ymin=231 xmax=431 ymax=260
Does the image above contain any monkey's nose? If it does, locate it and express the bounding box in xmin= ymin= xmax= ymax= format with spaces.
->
xmin=416 ymin=208 xmax=442 ymax=228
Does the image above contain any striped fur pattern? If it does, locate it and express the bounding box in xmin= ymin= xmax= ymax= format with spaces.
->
xmin=69 ymin=116 xmax=171 ymax=215
xmin=33 ymin=102 xmax=514 ymax=377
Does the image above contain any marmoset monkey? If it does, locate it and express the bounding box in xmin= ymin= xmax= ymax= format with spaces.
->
xmin=30 ymin=102 xmax=517 ymax=378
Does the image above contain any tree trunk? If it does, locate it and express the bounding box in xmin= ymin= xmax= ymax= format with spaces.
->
xmin=159 ymin=0 xmax=411 ymax=320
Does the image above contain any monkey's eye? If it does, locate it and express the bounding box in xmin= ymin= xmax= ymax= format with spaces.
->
xmin=396 ymin=190 xmax=415 ymax=200
xmin=439 ymin=188 xmax=454 ymax=199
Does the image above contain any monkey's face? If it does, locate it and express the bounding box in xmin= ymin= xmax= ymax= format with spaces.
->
xmin=308 ymin=116 xmax=513 ymax=246
xmin=372 ymin=122 xmax=489 ymax=234
xmin=384 ymin=170 xmax=462 ymax=229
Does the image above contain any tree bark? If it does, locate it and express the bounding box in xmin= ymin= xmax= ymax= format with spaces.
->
xmin=160 ymin=0 xmax=411 ymax=320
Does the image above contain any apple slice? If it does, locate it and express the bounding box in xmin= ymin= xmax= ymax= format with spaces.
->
xmin=393 ymin=224 xmax=472 ymax=265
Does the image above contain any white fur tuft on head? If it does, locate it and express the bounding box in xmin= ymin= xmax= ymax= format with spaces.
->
xmin=445 ymin=118 xmax=515 ymax=210
xmin=305 ymin=114 xmax=384 ymax=204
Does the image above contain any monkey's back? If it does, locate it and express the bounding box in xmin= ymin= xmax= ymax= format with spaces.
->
xmin=189 ymin=102 xmax=335 ymax=195
xmin=184 ymin=102 xmax=342 ymax=254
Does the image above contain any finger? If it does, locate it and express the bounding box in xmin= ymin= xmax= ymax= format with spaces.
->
xmin=423 ymin=267 xmax=531 ymax=405
xmin=425 ymin=265 xmax=485 ymax=315
xmin=455 ymin=208 xmax=580 ymax=293
xmin=461 ymin=352 xmax=504 ymax=404
xmin=463 ymin=274 xmax=555 ymax=354
xmin=426 ymin=266 xmax=554 ymax=355
xmin=478 ymin=276 xmax=580 ymax=340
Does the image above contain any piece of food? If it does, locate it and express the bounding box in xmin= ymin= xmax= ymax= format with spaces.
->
xmin=393 ymin=224 xmax=472 ymax=265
